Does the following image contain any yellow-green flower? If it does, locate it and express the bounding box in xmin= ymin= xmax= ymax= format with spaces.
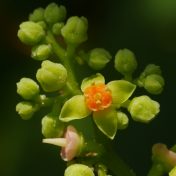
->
xmin=59 ymin=73 xmax=136 ymax=139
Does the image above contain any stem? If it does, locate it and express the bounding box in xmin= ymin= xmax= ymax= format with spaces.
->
xmin=102 ymin=145 xmax=136 ymax=176
xmin=46 ymin=31 xmax=66 ymax=62
xmin=46 ymin=31 xmax=81 ymax=95
xmin=92 ymin=123 xmax=136 ymax=176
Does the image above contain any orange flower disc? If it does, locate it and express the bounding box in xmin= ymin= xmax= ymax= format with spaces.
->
xmin=84 ymin=83 xmax=112 ymax=111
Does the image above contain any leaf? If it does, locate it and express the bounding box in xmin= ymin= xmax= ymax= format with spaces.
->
xmin=59 ymin=95 xmax=91 ymax=122
xmin=93 ymin=107 xmax=118 ymax=139
xmin=107 ymin=80 xmax=136 ymax=107
xmin=81 ymin=73 xmax=105 ymax=92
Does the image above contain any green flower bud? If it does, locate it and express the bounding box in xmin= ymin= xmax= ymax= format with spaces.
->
xmin=17 ymin=78 xmax=39 ymax=100
xmin=88 ymin=48 xmax=112 ymax=70
xmin=64 ymin=164 xmax=94 ymax=176
xmin=143 ymin=64 xmax=162 ymax=76
xmin=117 ymin=111 xmax=129 ymax=129
xmin=115 ymin=48 xmax=137 ymax=75
xmin=29 ymin=8 xmax=44 ymax=22
xmin=41 ymin=114 xmax=65 ymax=138
xmin=44 ymin=3 xmax=66 ymax=24
xmin=17 ymin=21 xmax=45 ymax=45
xmin=16 ymin=101 xmax=38 ymax=120
xmin=31 ymin=44 xmax=52 ymax=61
xmin=128 ymin=95 xmax=160 ymax=123
xmin=144 ymin=74 xmax=165 ymax=94
xmin=137 ymin=64 xmax=162 ymax=87
xmin=52 ymin=22 xmax=64 ymax=35
xmin=61 ymin=16 xmax=88 ymax=45
xmin=36 ymin=60 xmax=67 ymax=92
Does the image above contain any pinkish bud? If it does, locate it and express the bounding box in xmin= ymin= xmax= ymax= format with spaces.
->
xmin=152 ymin=143 xmax=176 ymax=171
xmin=43 ymin=125 xmax=83 ymax=161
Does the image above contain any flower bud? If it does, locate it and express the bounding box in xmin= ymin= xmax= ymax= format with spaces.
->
xmin=61 ymin=16 xmax=88 ymax=45
xmin=143 ymin=64 xmax=162 ymax=76
xmin=43 ymin=125 xmax=83 ymax=161
xmin=29 ymin=8 xmax=44 ymax=22
xmin=114 ymin=48 xmax=137 ymax=75
xmin=31 ymin=44 xmax=52 ymax=61
xmin=137 ymin=64 xmax=162 ymax=87
xmin=117 ymin=111 xmax=129 ymax=129
xmin=36 ymin=60 xmax=67 ymax=92
xmin=44 ymin=3 xmax=66 ymax=24
xmin=17 ymin=21 xmax=45 ymax=45
xmin=144 ymin=74 xmax=165 ymax=94
xmin=152 ymin=143 xmax=176 ymax=172
xmin=41 ymin=114 xmax=65 ymax=138
xmin=16 ymin=101 xmax=38 ymax=120
xmin=128 ymin=95 xmax=160 ymax=123
xmin=52 ymin=22 xmax=64 ymax=35
xmin=88 ymin=48 xmax=112 ymax=70
xmin=17 ymin=78 xmax=39 ymax=100
xmin=64 ymin=164 xmax=94 ymax=176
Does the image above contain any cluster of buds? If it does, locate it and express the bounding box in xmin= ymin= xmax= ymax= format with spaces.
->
xmin=16 ymin=2 xmax=167 ymax=176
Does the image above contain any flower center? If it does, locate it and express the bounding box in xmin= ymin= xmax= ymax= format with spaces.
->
xmin=84 ymin=83 xmax=112 ymax=111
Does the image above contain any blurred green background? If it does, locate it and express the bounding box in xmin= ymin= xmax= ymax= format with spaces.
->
xmin=0 ymin=0 xmax=176 ymax=175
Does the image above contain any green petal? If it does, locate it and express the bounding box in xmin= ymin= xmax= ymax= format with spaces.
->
xmin=107 ymin=80 xmax=136 ymax=107
xmin=81 ymin=73 xmax=105 ymax=92
xmin=59 ymin=95 xmax=91 ymax=122
xmin=93 ymin=107 xmax=118 ymax=139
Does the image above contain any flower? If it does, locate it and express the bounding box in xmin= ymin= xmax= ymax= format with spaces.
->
xmin=59 ymin=73 xmax=136 ymax=139
xmin=84 ymin=83 xmax=112 ymax=111
xmin=43 ymin=125 xmax=83 ymax=161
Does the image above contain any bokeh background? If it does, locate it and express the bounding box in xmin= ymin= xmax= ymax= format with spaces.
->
xmin=0 ymin=0 xmax=176 ymax=175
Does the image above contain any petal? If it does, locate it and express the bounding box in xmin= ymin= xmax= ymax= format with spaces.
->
xmin=107 ymin=80 xmax=136 ymax=107
xmin=93 ymin=107 xmax=118 ymax=139
xmin=81 ymin=73 xmax=105 ymax=92
xmin=59 ymin=95 xmax=91 ymax=122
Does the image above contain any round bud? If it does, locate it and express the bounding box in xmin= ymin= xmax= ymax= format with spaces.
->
xmin=16 ymin=101 xmax=38 ymax=120
xmin=128 ymin=95 xmax=160 ymax=123
xmin=144 ymin=74 xmax=165 ymax=94
xmin=41 ymin=114 xmax=65 ymax=138
xmin=117 ymin=111 xmax=129 ymax=129
xmin=88 ymin=48 xmax=112 ymax=70
xmin=115 ymin=48 xmax=137 ymax=75
xmin=61 ymin=16 xmax=88 ymax=45
xmin=137 ymin=64 xmax=162 ymax=87
xmin=44 ymin=3 xmax=66 ymax=24
xmin=52 ymin=22 xmax=64 ymax=35
xmin=17 ymin=78 xmax=39 ymax=100
xmin=143 ymin=64 xmax=162 ymax=76
xmin=17 ymin=21 xmax=45 ymax=45
xmin=29 ymin=8 xmax=44 ymax=22
xmin=64 ymin=164 xmax=94 ymax=176
xmin=31 ymin=44 xmax=52 ymax=61
xmin=36 ymin=60 xmax=67 ymax=92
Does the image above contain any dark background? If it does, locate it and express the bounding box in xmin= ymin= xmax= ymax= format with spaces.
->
xmin=0 ymin=0 xmax=176 ymax=175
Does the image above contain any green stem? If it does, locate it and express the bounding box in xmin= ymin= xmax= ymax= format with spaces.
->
xmin=102 ymin=145 xmax=136 ymax=176
xmin=92 ymin=124 xmax=136 ymax=176
xmin=46 ymin=31 xmax=81 ymax=95
xmin=46 ymin=31 xmax=66 ymax=62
